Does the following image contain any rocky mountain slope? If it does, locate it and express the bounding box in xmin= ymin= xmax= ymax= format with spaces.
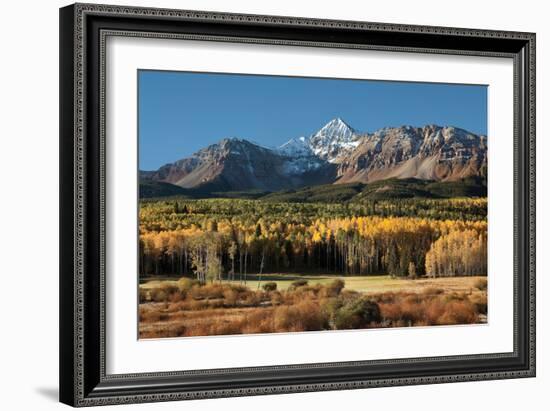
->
xmin=142 ymin=137 xmax=335 ymax=192
xmin=336 ymin=125 xmax=487 ymax=183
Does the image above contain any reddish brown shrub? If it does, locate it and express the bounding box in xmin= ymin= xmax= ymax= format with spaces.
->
xmin=443 ymin=293 xmax=468 ymax=303
xmin=398 ymin=300 xmax=423 ymax=324
xmin=437 ymin=301 xmax=478 ymax=325
xmin=273 ymin=301 xmax=327 ymax=332
xmin=189 ymin=283 xmax=225 ymax=300
xmin=241 ymin=291 xmax=262 ymax=306
xmin=222 ymin=289 xmax=238 ymax=307
xmin=379 ymin=302 xmax=403 ymax=322
xmin=371 ymin=292 xmax=397 ymax=304
xmin=149 ymin=288 xmax=168 ymax=303
xmin=184 ymin=299 xmax=209 ymax=311
xmin=422 ymin=299 xmax=446 ymax=325
xmin=242 ymin=310 xmax=274 ymax=334
xmin=270 ymin=291 xmax=283 ymax=306
xmin=168 ymin=292 xmax=183 ymax=303
xmin=423 ymin=287 xmax=444 ymax=296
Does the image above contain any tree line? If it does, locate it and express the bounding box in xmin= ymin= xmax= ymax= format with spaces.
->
xmin=139 ymin=198 xmax=487 ymax=281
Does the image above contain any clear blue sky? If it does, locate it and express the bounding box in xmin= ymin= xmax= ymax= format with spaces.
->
xmin=139 ymin=70 xmax=487 ymax=170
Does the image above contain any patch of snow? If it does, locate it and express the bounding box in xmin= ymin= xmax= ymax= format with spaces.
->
xmin=277 ymin=136 xmax=313 ymax=157
xmin=281 ymin=157 xmax=323 ymax=175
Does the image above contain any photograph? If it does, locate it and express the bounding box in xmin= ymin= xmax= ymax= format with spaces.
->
xmin=137 ymin=71 xmax=489 ymax=339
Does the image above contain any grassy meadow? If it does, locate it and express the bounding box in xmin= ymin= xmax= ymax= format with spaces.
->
xmin=141 ymin=273 xmax=485 ymax=294
xmin=139 ymin=275 xmax=487 ymax=338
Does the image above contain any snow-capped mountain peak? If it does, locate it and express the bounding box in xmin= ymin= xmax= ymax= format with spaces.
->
xmin=277 ymin=118 xmax=361 ymax=163
xmin=309 ymin=118 xmax=360 ymax=162
xmin=315 ymin=118 xmax=355 ymax=140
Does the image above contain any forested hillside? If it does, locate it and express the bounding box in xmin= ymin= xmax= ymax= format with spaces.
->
xmin=140 ymin=176 xmax=486 ymax=201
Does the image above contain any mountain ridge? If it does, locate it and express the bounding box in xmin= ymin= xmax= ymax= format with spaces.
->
xmin=140 ymin=118 xmax=487 ymax=194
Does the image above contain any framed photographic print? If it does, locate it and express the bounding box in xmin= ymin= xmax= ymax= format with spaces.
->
xmin=59 ymin=3 xmax=536 ymax=407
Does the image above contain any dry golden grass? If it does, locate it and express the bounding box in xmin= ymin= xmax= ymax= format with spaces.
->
xmin=139 ymin=278 xmax=487 ymax=338
xmin=141 ymin=274 xmax=486 ymax=294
